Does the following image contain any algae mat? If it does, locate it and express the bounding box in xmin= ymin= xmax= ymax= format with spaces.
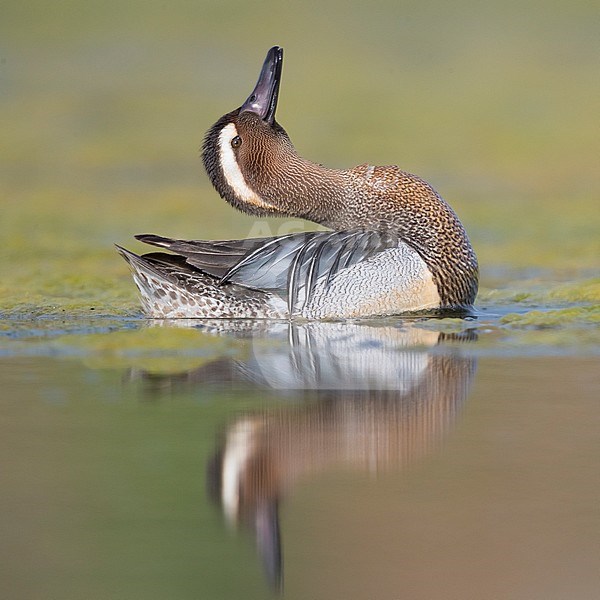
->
xmin=1 ymin=1 xmax=598 ymax=353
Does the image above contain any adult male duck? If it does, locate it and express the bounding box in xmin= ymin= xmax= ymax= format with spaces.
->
xmin=117 ymin=46 xmax=478 ymax=319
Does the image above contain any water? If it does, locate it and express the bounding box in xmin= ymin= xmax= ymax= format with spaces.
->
xmin=1 ymin=318 xmax=598 ymax=599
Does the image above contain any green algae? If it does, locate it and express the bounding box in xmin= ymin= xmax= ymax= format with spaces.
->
xmin=0 ymin=0 xmax=599 ymax=357
xmin=69 ymin=327 xmax=236 ymax=374
xmin=476 ymin=278 xmax=600 ymax=310
xmin=1 ymin=325 xmax=241 ymax=374
xmin=548 ymin=279 xmax=600 ymax=303
xmin=500 ymin=306 xmax=600 ymax=328
xmin=56 ymin=326 xmax=224 ymax=352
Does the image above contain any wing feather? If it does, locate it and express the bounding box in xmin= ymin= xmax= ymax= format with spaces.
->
xmin=221 ymin=230 xmax=398 ymax=314
xmin=135 ymin=230 xmax=399 ymax=315
xmin=135 ymin=234 xmax=270 ymax=278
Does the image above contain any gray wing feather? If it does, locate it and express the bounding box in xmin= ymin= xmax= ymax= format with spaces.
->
xmin=222 ymin=230 xmax=398 ymax=314
xmin=135 ymin=231 xmax=398 ymax=314
xmin=222 ymin=232 xmax=324 ymax=291
xmin=135 ymin=234 xmax=271 ymax=278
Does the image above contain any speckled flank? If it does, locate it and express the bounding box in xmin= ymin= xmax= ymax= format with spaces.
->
xmin=117 ymin=246 xmax=286 ymax=319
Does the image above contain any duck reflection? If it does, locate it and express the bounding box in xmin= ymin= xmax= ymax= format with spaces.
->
xmin=136 ymin=321 xmax=476 ymax=591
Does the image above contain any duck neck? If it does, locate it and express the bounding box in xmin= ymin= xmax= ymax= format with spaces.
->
xmin=255 ymin=152 xmax=348 ymax=225
xmin=262 ymin=158 xmax=478 ymax=306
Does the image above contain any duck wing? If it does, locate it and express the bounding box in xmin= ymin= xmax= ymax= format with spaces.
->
xmin=135 ymin=231 xmax=398 ymax=314
xmin=135 ymin=233 xmax=274 ymax=278
xmin=221 ymin=230 xmax=399 ymax=314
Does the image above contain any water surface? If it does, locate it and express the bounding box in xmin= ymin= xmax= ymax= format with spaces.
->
xmin=1 ymin=319 xmax=598 ymax=599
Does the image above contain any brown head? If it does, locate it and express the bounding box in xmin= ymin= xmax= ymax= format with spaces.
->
xmin=202 ymin=46 xmax=347 ymax=224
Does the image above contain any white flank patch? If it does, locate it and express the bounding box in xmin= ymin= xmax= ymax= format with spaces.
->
xmin=218 ymin=123 xmax=273 ymax=209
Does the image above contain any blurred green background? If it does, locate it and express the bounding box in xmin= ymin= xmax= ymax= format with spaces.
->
xmin=1 ymin=0 xmax=598 ymax=316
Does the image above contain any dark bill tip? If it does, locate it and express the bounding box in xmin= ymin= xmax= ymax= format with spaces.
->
xmin=240 ymin=46 xmax=283 ymax=125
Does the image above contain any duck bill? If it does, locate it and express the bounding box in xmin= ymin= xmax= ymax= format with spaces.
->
xmin=240 ymin=46 xmax=283 ymax=125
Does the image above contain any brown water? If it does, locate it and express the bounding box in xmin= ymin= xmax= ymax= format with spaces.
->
xmin=1 ymin=321 xmax=598 ymax=599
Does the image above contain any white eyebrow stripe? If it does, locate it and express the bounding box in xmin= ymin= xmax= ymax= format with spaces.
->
xmin=217 ymin=123 xmax=273 ymax=209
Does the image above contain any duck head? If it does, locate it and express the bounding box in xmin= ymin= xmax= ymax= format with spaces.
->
xmin=202 ymin=46 xmax=347 ymax=224
xmin=202 ymin=46 xmax=296 ymax=217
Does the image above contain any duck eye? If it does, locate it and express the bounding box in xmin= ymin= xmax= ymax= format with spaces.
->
xmin=231 ymin=136 xmax=242 ymax=148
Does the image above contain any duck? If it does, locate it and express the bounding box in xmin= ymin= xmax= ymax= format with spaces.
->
xmin=116 ymin=46 xmax=478 ymax=319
